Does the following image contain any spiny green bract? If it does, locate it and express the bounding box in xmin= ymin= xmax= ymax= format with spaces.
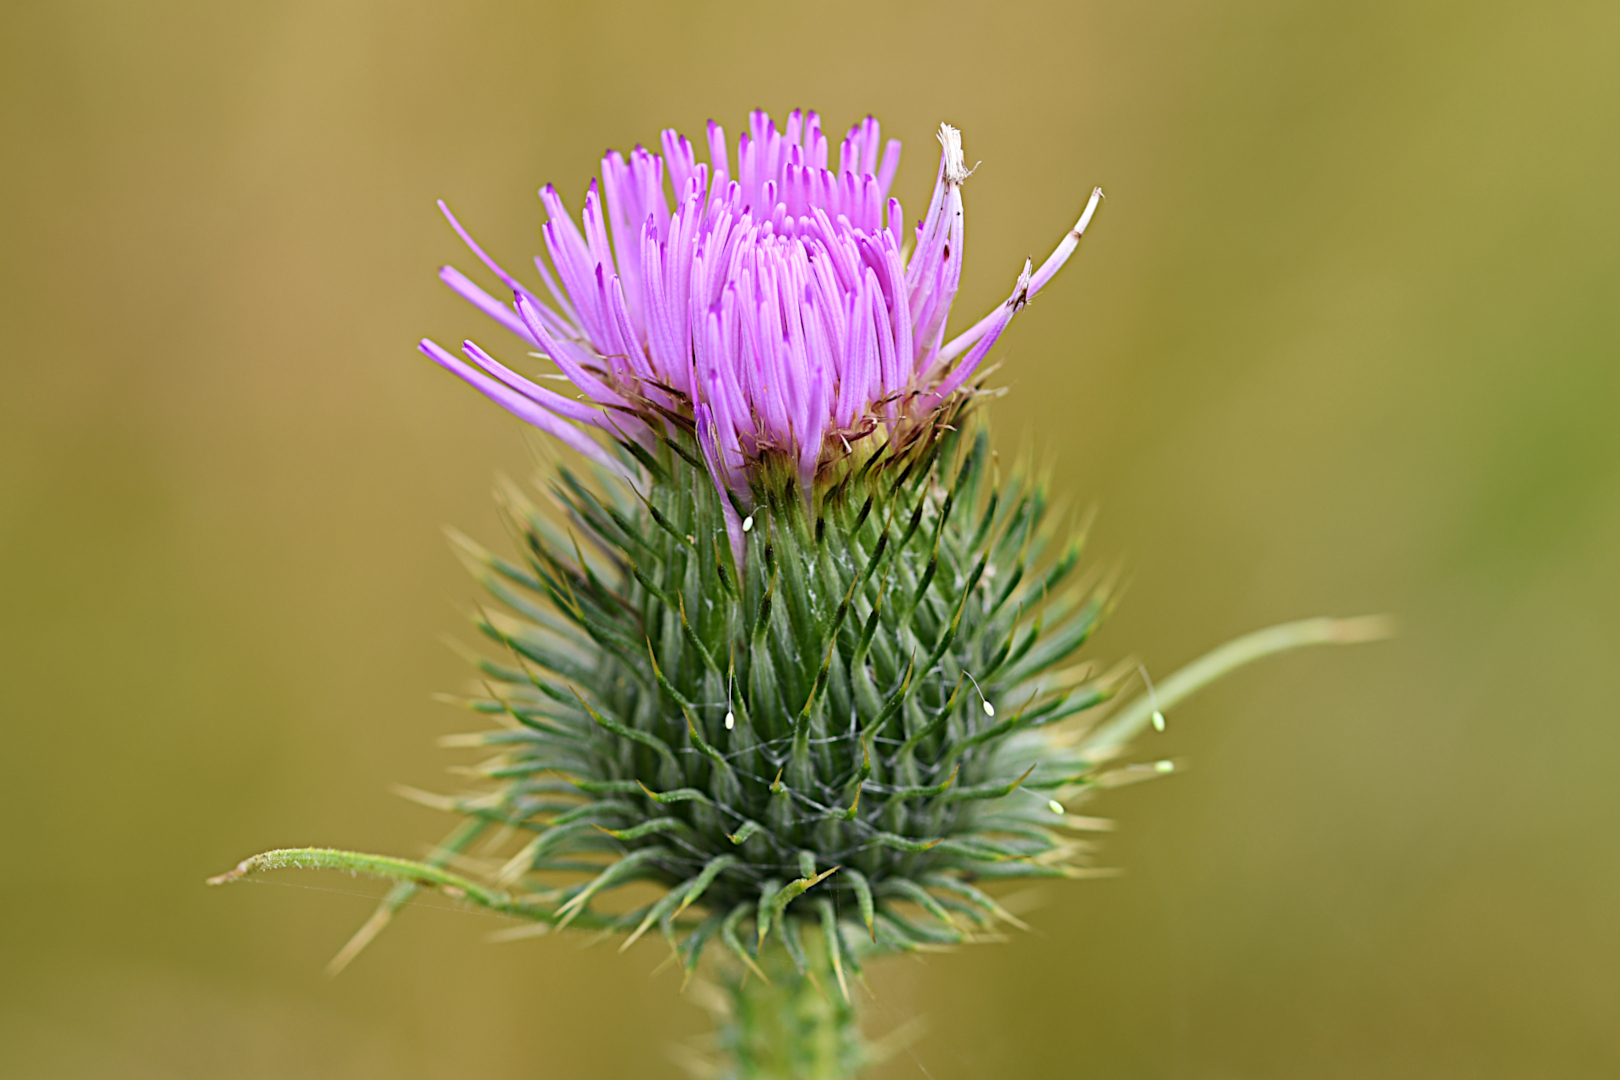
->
xmin=431 ymin=402 xmax=1140 ymax=986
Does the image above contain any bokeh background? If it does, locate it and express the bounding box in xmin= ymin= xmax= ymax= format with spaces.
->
xmin=3 ymin=1 xmax=1617 ymax=1076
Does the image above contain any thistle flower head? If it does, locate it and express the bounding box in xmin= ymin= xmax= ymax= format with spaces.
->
xmin=382 ymin=111 xmax=1137 ymax=991
xmin=208 ymin=109 xmax=1383 ymax=1080
xmin=421 ymin=110 xmax=1101 ymax=545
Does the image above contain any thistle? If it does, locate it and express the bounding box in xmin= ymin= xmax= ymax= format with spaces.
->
xmin=211 ymin=110 xmax=1387 ymax=1080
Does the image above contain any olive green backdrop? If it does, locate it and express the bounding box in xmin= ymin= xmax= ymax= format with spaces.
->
xmin=2 ymin=1 xmax=1616 ymax=1076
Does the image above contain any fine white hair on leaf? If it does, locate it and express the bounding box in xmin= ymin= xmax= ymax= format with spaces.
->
xmin=964 ymin=669 xmax=995 ymax=716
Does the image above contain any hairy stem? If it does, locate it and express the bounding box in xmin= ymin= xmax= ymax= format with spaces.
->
xmin=1084 ymin=614 xmax=1395 ymax=752
xmin=710 ymin=939 xmax=865 ymax=1080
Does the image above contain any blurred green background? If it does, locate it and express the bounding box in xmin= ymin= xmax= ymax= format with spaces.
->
xmin=3 ymin=1 xmax=1616 ymax=1076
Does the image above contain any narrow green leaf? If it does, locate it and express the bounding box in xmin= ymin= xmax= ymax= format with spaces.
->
xmin=919 ymin=874 xmax=1031 ymax=930
xmin=614 ymin=436 xmax=670 ymax=484
xmin=555 ymin=846 xmax=672 ymax=929
xmin=816 ymin=897 xmax=852 ymax=1003
xmin=862 ymin=653 xmax=915 ymax=740
xmin=780 ymin=912 xmax=811 ymax=975
xmin=758 ymin=865 xmax=841 ymax=947
xmin=209 ymin=847 xmax=510 ymax=912
xmin=325 ymin=818 xmax=488 ymax=976
xmin=592 ymin=817 xmax=691 ymax=841
xmin=883 ymin=763 xmax=960 ymax=801
xmin=839 ymin=867 xmax=876 ymax=941
xmin=727 ymin=820 xmax=763 ymax=845
xmin=939 ymin=764 xmax=1038 ymax=803
xmin=636 ymin=780 xmax=716 ymax=808
xmin=1084 ymin=615 xmax=1395 ymax=752
xmin=570 ymin=688 xmax=679 ymax=771
xmin=721 ymin=901 xmax=769 ymax=983
xmin=878 ymin=878 xmax=962 ymax=936
xmin=672 ymin=854 xmax=741 ymax=918
xmin=869 ymin=832 xmax=945 ymax=854
xmin=679 ymin=912 xmax=725 ymax=990
xmin=621 ymin=884 xmax=689 ymax=952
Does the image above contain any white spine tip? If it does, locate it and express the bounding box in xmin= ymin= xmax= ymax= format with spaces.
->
xmin=982 ymin=700 xmax=996 ymax=717
xmin=724 ymin=712 xmax=735 ymax=730
xmin=1152 ymin=710 xmax=1166 ymax=732
xmin=741 ymin=515 xmax=754 ymax=533
xmin=1048 ymin=800 xmax=1065 ymax=815
xmin=1154 ymin=760 xmax=1175 ymax=774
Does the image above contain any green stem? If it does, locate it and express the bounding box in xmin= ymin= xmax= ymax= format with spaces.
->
xmin=713 ymin=938 xmax=865 ymax=1080
xmin=208 ymin=846 xmax=515 ymax=904
xmin=326 ymin=817 xmax=488 ymax=976
xmin=1083 ymin=613 xmax=1394 ymax=753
